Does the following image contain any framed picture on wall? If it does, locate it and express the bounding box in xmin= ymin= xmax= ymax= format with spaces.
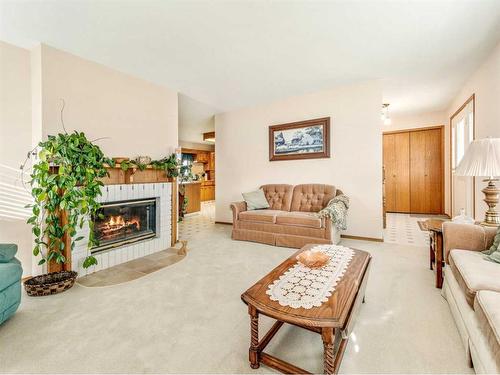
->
xmin=269 ymin=117 xmax=330 ymax=161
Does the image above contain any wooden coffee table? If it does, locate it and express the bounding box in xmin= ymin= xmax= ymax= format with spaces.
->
xmin=241 ymin=245 xmax=371 ymax=374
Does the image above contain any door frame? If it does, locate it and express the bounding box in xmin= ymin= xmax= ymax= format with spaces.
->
xmin=449 ymin=94 xmax=476 ymax=219
xmin=383 ymin=125 xmax=445 ymax=215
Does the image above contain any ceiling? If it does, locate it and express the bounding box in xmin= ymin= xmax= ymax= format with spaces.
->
xmin=2 ymin=0 xmax=500 ymax=119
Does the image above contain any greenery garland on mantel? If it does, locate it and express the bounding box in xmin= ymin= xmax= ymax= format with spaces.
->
xmin=115 ymin=154 xmax=179 ymax=177
xmin=23 ymin=131 xmax=180 ymax=270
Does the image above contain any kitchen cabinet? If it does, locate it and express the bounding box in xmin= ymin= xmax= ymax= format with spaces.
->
xmin=196 ymin=152 xmax=209 ymax=163
xmin=181 ymin=182 xmax=201 ymax=214
xmin=209 ymin=152 xmax=215 ymax=171
xmin=201 ymin=181 xmax=215 ymax=201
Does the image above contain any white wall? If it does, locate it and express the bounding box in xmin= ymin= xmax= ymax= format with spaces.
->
xmin=0 ymin=41 xmax=33 ymax=276
xmin=178 ymin=93 xmax=216 ymax=145
xmin=0 ymin=42 xmax=180 ymax=276
xmin=386 ymin=111 xmax=447 ymax=132
xmin=447 ymin=40 xmax=500 ymax=222
xmin=215 ymin=81 xmax=383 ymax=239
xmin=40 ymin=45 xmax=178 ymax=159
xmin=179 ymin=140 xmax=215 ymax=152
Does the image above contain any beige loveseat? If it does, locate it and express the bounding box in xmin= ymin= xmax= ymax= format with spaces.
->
xmin=230 ymin=184 xmax=343 ymax=248
xmin=442 ymin=222 xmax=500 ymax=373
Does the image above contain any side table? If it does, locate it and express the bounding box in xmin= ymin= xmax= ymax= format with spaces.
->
xmin=426 ymin=219 xmax=446 ymax=288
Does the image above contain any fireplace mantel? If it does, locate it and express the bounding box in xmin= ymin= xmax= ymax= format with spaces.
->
xmin=101 ymin=164 xmax=172 ymax=185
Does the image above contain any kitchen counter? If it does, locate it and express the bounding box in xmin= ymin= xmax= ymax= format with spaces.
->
xmin=180 ymin=181 xmax=201 ymax=214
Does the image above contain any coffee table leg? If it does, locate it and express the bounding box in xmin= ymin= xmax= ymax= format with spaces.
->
xmin=248 ymin=305 xmax=260 ymax=369
xmin=322 ymin=327 xmax=335 ymax=374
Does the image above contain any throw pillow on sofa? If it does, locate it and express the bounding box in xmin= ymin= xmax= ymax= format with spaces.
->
xmin=0 ymin=243 xmax=17 ymax=263
xmin=242 ymin=189 xmax=270 ymax=210
xmin=483 ymin=226 xmax=500 ymax=263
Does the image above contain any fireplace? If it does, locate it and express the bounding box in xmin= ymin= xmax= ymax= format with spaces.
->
xmin=91 ymin=198 xmax=158 ymax=253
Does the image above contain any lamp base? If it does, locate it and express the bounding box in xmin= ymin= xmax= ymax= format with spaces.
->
xmin=480 ymin=179 xmax=500 ymax=227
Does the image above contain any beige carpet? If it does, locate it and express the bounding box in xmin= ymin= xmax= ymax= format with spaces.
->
xmin=0 ymin=224 xmax=472 ymax=374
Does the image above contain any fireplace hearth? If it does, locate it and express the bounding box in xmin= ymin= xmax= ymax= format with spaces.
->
xmin=91 ymin=198 xmax=157 ymax=253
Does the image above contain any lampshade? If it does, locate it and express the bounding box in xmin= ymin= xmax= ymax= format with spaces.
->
xmin=455 ymin=137 xmax=500 ymax=177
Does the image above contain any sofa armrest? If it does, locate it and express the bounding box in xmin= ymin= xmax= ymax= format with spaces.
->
xmin=324 ymin=217 xmax=332 ymax=240
xmin=230 ymin=201 xmax=247 ymax=223
xmin=443 ymin=222 xmax=487 ymax=264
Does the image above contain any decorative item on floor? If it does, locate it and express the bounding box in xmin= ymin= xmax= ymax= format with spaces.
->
xmin=266 ymin=244 xmax=354 ymax=309
xmin=24 ymin=271 xmax=78 ymax=297
xmin=317 ymin=194 xmax=350 ymax=230
xmin=177 ymin=240 xmax=188 ymax=256
xmin=455 ymin=137 xmax=500 ymax=227
xmin=296 ymin=249 xmax=330 ymax=268
xmin=22 ymin=130 xmax=113 ymax=273
xmin=269 ymin=117 xmax=330 ymax=161
xmin=0 ymin=244 xmax=22 ymax=324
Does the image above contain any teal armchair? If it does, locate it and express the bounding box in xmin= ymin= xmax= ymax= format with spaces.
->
xmin=0 ymin=244 xmax=22 ymax=325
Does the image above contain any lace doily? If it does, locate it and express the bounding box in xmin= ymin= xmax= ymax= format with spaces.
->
xmin=266 ymin=245 xmax=354 ymax=309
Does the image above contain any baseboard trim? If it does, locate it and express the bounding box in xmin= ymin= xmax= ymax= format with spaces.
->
xmin=341 ymin=234 xmax=383 ymax=242
xmin=215 ymin=221 xmax=232 ymax=225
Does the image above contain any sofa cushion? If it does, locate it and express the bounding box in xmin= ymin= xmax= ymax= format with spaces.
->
xmin=0 ymin=261 xmax=22 ymax=291
xmin=449 ymin=249 xmax=500 ymax=307
xmin=0 ymin=244 xmax=17 ymax=263
xmin=260 ymin=184 xmax=294 ymax=211
xmin=275 ymin=211 xmax=323 ymax=229
xmin=242 ymin=189 xmax=270 ymax=210
xmin=239 ymin=209 xmax=282 ymax=224
xmin=474 ymin=291 xmax=500 ymax=369
xmin=290 ymin=184 xmax=336 ymax=212
xmin=237 ymin=220 xmax=327 ymax=238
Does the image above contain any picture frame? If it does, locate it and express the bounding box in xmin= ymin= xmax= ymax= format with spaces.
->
xmin=269 ymin=117 xmax=330 ymax=161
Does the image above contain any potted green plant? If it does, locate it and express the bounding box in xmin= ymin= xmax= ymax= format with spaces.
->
xmin=22 ymin=131 xmax=112 ymax=296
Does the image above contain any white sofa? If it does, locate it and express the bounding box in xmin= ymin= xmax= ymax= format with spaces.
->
xmin=442 ymin=222 xmax=500 ymax=373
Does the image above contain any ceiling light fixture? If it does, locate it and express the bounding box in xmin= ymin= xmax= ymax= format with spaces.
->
xmin=381 ymin=103 xmax=391 ymax=125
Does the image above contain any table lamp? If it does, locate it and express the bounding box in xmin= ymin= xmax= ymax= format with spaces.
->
xmin=455 ymin=137 xmax=500 ymax=227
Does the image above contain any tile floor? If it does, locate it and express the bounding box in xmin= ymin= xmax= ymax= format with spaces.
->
xmin=77 ymin=245 xmax=185 ymax=287
xmin=178 ymin=200 xmax=216 ymax=240
xmin=383 ymin=213 xmax=433 ymax=246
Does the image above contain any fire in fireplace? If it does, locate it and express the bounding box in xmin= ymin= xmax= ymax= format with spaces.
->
xmin=91 ymin=198 xmax=157 ymax=253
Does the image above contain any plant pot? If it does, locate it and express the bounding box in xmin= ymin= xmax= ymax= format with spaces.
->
xmin=24 ymin=271 xmax=78 ymax=297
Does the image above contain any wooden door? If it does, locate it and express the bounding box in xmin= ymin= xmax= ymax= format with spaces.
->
xmin=410 ymin=128 xmax=443 ymax=214
xmin=383 ymin=132 xmax=410 ymax=212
